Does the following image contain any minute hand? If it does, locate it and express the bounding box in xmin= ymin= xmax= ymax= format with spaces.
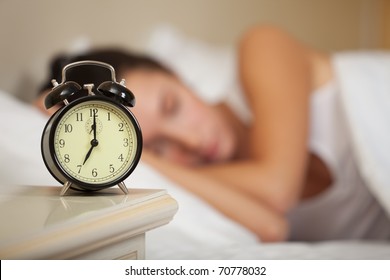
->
xmin=83 ymin=111 xmax=98 ymax=165
xmin=93 ymin=110 xmax=97 ymax=140
xmin=89 ymin=110 xmax=97 ymax=139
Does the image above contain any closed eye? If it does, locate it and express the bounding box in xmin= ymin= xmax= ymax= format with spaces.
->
xmin=161 ymin=91 xmax=179 ymax=116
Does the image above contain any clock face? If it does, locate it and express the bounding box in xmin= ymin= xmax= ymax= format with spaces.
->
xmin=49 ymin=97 xmax=141 ymax=188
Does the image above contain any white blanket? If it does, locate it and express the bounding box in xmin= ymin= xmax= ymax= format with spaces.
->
xmin=333 ymin=52 xmax=390 ymax=217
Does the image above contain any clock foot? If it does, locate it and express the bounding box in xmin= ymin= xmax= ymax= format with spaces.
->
xmin=60 ymin=181 xmax=72 ymax=196
xmin=118 ymin=182 xmax=129 ymax=194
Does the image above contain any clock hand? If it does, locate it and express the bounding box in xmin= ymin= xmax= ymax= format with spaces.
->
xmin=82 ymin=139 xmax=99 ymax=165
xmin=89 ymin=110 xmax=97 ymax=138
xmin=84 ymin=110 xmax=99 ymax=165
xmin=82 ymin=145 xmax=94 ymax=165
xmin=93 ymin=110 xmax=97 ymax=140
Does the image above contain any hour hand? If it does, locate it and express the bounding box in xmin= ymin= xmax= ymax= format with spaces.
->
xmin=82 ymin=138 xmax=98 ymax=165
xmin=82 ymin=145 xmax=94 ymax=165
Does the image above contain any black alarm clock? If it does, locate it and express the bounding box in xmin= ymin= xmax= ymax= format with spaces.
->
xmin=41 ymin=60 xmax=142 ymax=195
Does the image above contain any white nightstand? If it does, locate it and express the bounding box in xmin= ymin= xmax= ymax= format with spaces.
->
xmin=0 ymin=185 xmax=177 ymax=259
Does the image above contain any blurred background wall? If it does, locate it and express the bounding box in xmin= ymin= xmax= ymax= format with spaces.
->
xmin=0 ymin=0 xmax=388 ymax=101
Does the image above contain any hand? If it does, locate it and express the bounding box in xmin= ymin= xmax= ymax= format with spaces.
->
xmin=141 ymin=149 xmax=165 ymax=166
xmin=83 ymin=110 xmax=99 ymax=165
xmin=82 ymin=138 xmax=98 ymax=165
xmin=92 ymin=110 xmax=97 ymax=140
xmin=89 ymin=110 xmax=97 ymax=140
xmin=82 ymin=144 xmax=93 ymax=165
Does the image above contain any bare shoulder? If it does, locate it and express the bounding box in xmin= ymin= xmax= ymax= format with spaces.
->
xmin=238 ymin=25 xmax=313 ymax=104
xmin=239 ymin=25 xmax=306 ymax=53
xmin=238 ymin=24 xmax=332 ymax=92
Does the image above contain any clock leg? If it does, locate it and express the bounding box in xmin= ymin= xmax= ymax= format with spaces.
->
xmin=118 ymin=182 xmax=129 ymax=194
xmin=60 ymin=181 xmax=72 ymax=196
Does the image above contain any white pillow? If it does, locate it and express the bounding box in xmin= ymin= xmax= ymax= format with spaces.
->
xmin=0 ymin=90 xmax=57 ymax=186
xmin=146 ymin=25 xmax=235 ymax=104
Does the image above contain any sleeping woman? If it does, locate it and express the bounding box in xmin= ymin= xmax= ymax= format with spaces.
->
xmin=35 ymin=25 xmax=390 ymax=242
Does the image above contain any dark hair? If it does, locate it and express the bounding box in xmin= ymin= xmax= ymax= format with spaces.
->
xmin=39 ymin=48 xmax=171 ymax=95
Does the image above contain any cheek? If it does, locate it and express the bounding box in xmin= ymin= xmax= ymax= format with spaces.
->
xmin=186 ymin=104 xmax=226 ymax=137
xmin=179 ymin=99 xmax=213 ymax=127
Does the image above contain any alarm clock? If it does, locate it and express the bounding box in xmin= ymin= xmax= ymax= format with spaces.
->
xmin=41 ymin=60 xmax=142 ymax=195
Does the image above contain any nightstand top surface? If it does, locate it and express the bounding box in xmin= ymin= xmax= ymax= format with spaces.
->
xmin=0 ymin=185 xmax=177 ymax=259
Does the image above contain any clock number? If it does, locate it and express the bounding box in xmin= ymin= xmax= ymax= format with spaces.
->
xmin=59 ymin=139 xmax=65 ymax=148
xmin=64 ymin=154 xmax=70 ymax=163
xmin=118 ymin=123 xmax=125 ymax=131
xmin=109 ymin=164 xmax=115 ymax=173
xmin=76 ymin=113 xmax=83 ymax=122
xmin=107 ymin=112 xmax=111 ymax=121
xmin=90 ymin=108 xmax=98 ymax=117
xmin=118 ymin=154 xmax=124 ymax=162
xmin=123 ymin=138 xmax=129 ymax=147
xmin=64 ymin=124 xmax=73 ymax=133
xmin=77 ymin=164 xmax=82 ymax=174
xmin=92 ymin=168 xmax=98 ymax=177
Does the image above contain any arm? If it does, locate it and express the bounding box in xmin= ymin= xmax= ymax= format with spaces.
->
xmin=198 ymin=26 xmax=314 ymax=213
xmin=142 ymin=151 xmax=289 ymax=242
xmin=144 ymin=26 xmax=315 ymax=241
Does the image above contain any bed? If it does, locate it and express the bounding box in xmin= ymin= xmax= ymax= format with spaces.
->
xmin=1 ymin=26 xmax=390 ymax=260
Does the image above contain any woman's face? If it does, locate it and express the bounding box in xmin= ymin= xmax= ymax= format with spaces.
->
xmin=126 ymin=70 xmax=237 ymax=165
